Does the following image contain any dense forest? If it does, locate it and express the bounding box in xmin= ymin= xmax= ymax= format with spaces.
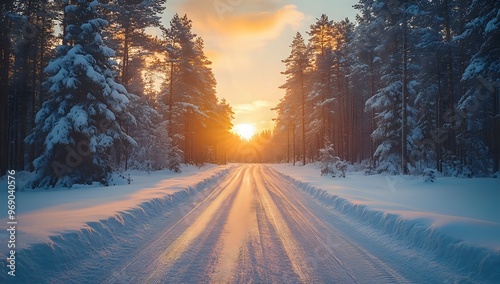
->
xmin=1 ymin=0 xmax=499 ymax=188
xmin=0 ymin=0 xmax=235 ymax=187
xmin=271 ymin=0 xmax=499 ymax=176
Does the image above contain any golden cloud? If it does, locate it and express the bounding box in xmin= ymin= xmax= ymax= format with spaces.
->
xmin=177 ymin=1 xmax=304 ymax=48
xmin=234 ymin=100 xmax=273 ymax=114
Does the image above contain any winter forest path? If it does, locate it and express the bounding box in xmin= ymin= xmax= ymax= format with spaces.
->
xmin=96 ymin=164 xmax=469 ymax=283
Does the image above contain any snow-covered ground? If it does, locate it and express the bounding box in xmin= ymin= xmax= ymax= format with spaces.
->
xmin=0 ymin=164 xmax=500 ymax=284
xmin=271 ymin=163 xmax=500 ymax=280
xmin=1 ymin=163 xmax=499 ymax=283
xmin=272 ymin=163 xmax=500 ymax=251
xmin=0 ymin=164 xmax=233 ymax=249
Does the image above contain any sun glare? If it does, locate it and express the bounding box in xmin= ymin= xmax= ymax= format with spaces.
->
xmin=234 ymin=124 xmax=256 ymax=140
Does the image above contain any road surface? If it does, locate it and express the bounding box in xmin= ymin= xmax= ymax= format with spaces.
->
xmin=101 ymin=164 xmax=464 ymax=283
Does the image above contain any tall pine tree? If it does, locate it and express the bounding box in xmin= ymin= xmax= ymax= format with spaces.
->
xmin=279 ymin=32 xmax=309 ymax=165
xmin=456 ymin=0 xmax=499 ymax=175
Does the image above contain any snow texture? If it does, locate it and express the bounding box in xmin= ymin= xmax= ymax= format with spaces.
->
xmin=0 ymin=165 xmax=233 ymax=283
xmin=271 ymin=164 xmax=500 ymax=282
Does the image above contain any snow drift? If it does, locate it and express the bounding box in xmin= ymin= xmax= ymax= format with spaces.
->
xmin=0 ymin=167 xmax=231 ymax=283
xmin=274 ymin=170 xmax=500 ymax=283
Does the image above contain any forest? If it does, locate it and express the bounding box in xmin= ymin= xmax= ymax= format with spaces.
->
xmin=270 ymin=0 xmax=499 ymax=177
xmin=0 ymin=0 xmax=499 ymax=188
xmin=0 ymin=0 xmax=236 ymax=187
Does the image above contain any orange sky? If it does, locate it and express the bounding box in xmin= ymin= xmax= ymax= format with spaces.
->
xmin=162 ymin=0 xmax=358 ymax=134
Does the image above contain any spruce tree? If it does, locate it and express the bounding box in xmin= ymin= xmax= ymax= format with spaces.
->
xmin=456 ymin=0 xmax=499 ymax=175
xmin=26 ymin=0 xmax=136 ymax=187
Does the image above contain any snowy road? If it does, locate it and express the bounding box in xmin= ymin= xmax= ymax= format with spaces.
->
xmin=98 ymin=164 xmax=466 ymax=284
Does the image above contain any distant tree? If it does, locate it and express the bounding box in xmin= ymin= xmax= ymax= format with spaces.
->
xmin=210 ymin=98 xmax=234 ymax=164
xmin=125 ymin=95 xmax=170 ymax=171
xmin=26 ymin=0 xmax=136 ymax=187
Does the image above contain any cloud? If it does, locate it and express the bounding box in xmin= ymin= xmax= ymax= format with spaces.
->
xmin=253 ymin=100 xmax=271 ymax=108
xmin=177 ymin=1 xmax=304 ymax=50
xmin=214 ymin=5 xmax=303 ymax=38
xmin=167 ymin=1 xmax=303 ymax=132
xmin=233 ymin=100 xmax=272 ymax=114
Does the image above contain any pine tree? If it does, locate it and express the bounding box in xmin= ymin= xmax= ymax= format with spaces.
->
xmin=319 ymin=142 xmax=337 ymax=176
xmin=307 ymin=15 xmax=335 ymax=147
xmin=279 ymin=32 xmax=309 ymax=165
xmin=161 ymin=14 xmax=219 ymax=164
xmin=350 ymin=1 xmax=384 ymax=164
xmin=103 ymin=0 xmax=166 ymax=90
xmin=0 ymin=0 xmax=16 ymax=174
xmin=26 ymin=0 xmax=136 ymax=187
xmin=332 ymin=18 xmax=355 ymax=161
xmin=201 ymin=98 xmax=233 ymax=165
xmin=456 ymin=0 xmax=499 ymax=175
xmin=0 ymin=0 xmax=60 ymax=173
xmin=364 ymin=0 xmax=421 ymax=174
xmin=410 ymin=0 xmax=450 ymax=172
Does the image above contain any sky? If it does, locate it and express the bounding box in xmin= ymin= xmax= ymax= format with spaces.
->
xmin=161 ymin=0 xmax=359 ymax=134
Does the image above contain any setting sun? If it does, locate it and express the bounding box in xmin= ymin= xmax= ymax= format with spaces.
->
xmin=233 ymin=124 xmax=256 ymax=140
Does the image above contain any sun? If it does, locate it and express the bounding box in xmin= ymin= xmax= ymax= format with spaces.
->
xmin=233 ymin=124 xmax=256 ymax=140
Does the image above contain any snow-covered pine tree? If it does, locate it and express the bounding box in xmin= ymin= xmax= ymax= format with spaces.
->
xmin=456 ymin=0 xmax=499 ymax=175
xmin=97 ymin=0 xmax=167 ymax=171
xmin=350 ymin=1 xmax=384 ymax=164
xmin=364 ymin=0 xmax=421 ymax=174
xmin=319 ymin=142 xmax=339 ymax=177
xmin=26 ymin=0 xmax=136 ymax=188
xmin=410 ymin=2 xmax=444 ymax=172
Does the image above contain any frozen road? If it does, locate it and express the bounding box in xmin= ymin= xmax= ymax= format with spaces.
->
xmin=102 ymin=164 xmax=465 ymax=283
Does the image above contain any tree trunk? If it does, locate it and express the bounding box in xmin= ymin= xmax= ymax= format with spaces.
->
xmin=493 ymin=86 xmax=500 ymax=173
xmin=292 ymin=123 xmax=296 ymax=166
xmin=444 ymin=0 xmax=456 ymax=158
xmin=0 ymin=11 xmax=11 ymax=174
xmin=401 ymin=12 xmax=409 ymax=174
xmin=122 ymin=26 xmax=130 ymax=87
xmin=300 ymin=62 xmax=306 ymax=166
xmin=435 ymin=51 xmax=443 ymax=172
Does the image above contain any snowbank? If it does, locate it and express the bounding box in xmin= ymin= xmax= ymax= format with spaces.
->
xmin=271 ymin=163 xmax=500 ymax=282
xmin=0 ymin=165 xmax=233 ymax=282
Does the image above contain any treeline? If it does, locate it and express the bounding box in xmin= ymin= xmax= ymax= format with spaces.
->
xmin=273 ymin=0 xmax=499 ymax=176
xmin=0 ymin=0 xmax=234 ymax=187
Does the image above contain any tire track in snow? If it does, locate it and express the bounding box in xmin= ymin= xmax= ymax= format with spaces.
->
xmin=143 ymin=167 xmax=246 ymax=283
xmin=253 ymin=166 xmax=315 ymax=283
xmin=104 ymin=164 xmax=423 ymax=283
xmin=262 ymin=165 xmax=409 ymax=284
xmin=103 ymin=166 xmax=245 ymax=284
xmin=210 ymin=167 xmax=259 ymax=283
